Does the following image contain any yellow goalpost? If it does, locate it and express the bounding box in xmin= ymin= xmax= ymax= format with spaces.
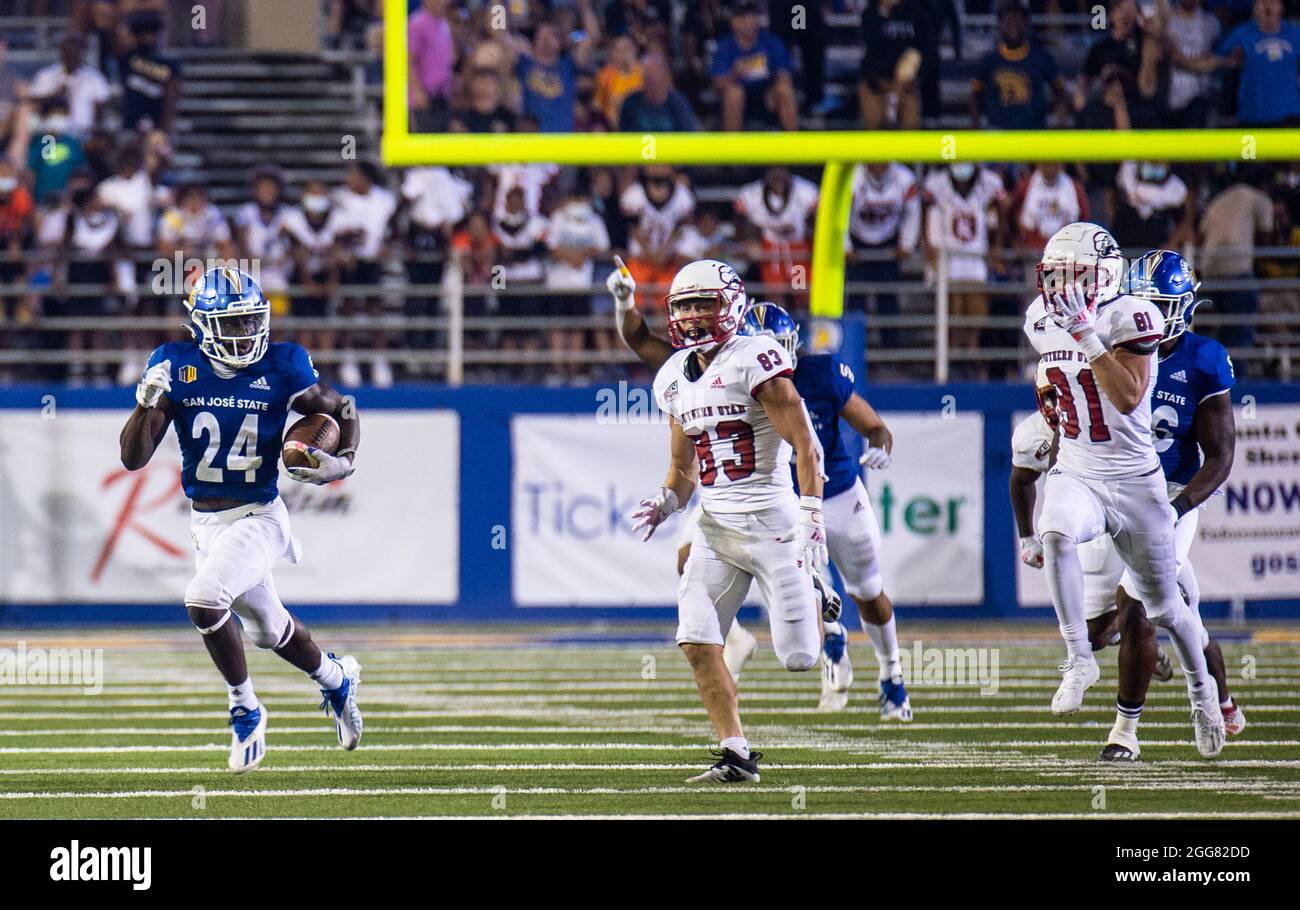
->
xmin=382 ymin=0 xmax=1300 ymax=317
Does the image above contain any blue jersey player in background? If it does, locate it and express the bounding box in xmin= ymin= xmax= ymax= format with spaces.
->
xmin=609 ymin=260 xmax=912 ymax=720
xmin=1127 ymin=249 xmax=1245 ymax=737
xmin=119 ymin=266 xmax=365 ymax=773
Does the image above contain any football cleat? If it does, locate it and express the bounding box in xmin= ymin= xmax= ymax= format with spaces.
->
xmin=1190 ymin=681 xmax=1226 ymax=758
xmin=1051 ymin=655 xmax=1100 ymax=715
xmin=722 ymin=622 xmax=759 ymax=683
xmin=1153 ymin=647 xmax=1174 ymax=683
xmin=319 ymin=653 xmax=363 ymax=750
xmin=810 ymin=573 xmax=842 ymax=623
xmin=228 ymin=704 xmax=267 ymax=774
xmin=879 ymin=677 xmax=913 ymax=722
xmin=686 ymin=748 xmax=762 ymax=784
xmin=818 ymin=626 xmax=853 ymax=712
xmin=1222 ymin=701 xmax=1246 ymax=736
xmin=1099 ymin=739 xmax=1141 ymax=762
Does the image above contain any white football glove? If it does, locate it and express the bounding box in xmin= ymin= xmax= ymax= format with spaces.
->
xmin=286 ymin=447 xmax=355 ymax=485
xmin=795 ymin=496 xmax=828 ymax=571
xmin=1020 ymin=534 xmax=1044 ymax=569
xmin=630 ymin=487 xmax=679 ymax=541
xmin=135 ymin=360 xmax=171 ymax=409
xmin=1047 ymin=281 xmax=1105 ymax=358
xmin=859 ymin=446 xmax=892 ymax=470
xmin=606 ymin=255 xmax=637 ymax=312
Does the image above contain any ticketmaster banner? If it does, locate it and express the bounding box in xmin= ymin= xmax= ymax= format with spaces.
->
xmin=512 ymin=411 xmax=985 ymax=606
xmin=862 ymin=412 xmax=985 ymax=604
xmin=0 ymin=410 xmax=459 ymax=604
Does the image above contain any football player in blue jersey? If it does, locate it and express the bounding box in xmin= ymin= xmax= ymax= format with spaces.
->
xmin=1095 ymin=249 xmax=1244 ymax=758
xmin=119 ymin=266 xmax=364 ymax=773
xmin=610 ymin=261 xmax=912 ymax=719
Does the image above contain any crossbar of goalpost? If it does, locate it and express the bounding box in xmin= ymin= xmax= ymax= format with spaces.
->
xmin=382 ymin=0 xmax=1300 ymax=318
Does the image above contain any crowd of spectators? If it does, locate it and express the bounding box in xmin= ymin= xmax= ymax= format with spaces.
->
xmin=0 ymin=0 xmax=1298 ymax=386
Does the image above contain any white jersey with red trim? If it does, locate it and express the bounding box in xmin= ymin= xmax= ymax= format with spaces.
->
xmin=653 ymin=334 xmax=798 ymax=514
xmin=735 ymin=175 xmax=819 ymax=245
xmin=1024 ymin=293 xmax=1166 ymax=479
xmin=1011 ymin=411 xmax=1056 ymax=473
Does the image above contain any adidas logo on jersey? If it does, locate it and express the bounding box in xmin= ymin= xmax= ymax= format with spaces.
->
xmin=711 ymin=376 xmax=725 ymax=389
xmin=249 ymin=376 xmax=270 ymax=390
xmin=1169 ymin=369 xmax=1188 ymax=383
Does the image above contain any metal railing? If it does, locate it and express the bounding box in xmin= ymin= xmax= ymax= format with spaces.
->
xmin=3 ymin=245 xmax=1298 ymax=383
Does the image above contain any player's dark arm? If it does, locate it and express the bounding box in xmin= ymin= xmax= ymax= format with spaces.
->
xmin=663 ymin=417 xmax=698 ymax=506
xmin=1009 ymin=466 xmax=1041 ymax=538
xmin=119 ymin=399 xmax=173 ymax=470
xmin=839 ymin=391 xmax=892 ymax=453
xmin=1173 ymin=391 xmax=1235 ymax=517
xmin=757 ymin=376 xmax=824 ymax=499
xmin=1089 ymin=347 xmax=1151 ymax=415
xmin=616 ymin=300 xmax=675 ymax=371
xmin=292 ymin=382 xmax=360 ymax=461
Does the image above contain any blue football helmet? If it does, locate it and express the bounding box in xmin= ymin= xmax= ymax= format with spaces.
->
xmin=185 ymin=266 xmax=270 ymax=368
xmin=739 ymin=301 xmax=800 ymax=366
xmin=1124 ymin=250 xmax=1202 ymax=342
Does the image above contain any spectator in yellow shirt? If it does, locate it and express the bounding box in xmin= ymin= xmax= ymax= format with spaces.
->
xmin=594 ymin=35 xmax=644 ymax=125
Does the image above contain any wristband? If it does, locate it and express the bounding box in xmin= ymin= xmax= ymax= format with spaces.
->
xmin=662 ymin=487 xmax=680 ymax=514
xmin=799 ymin=495 xmax=823 ymax=513
xmin=1171 ymin=493 xmax=1194 ymax=519
xmin=1076 ymin=329 xmax=1107 ymax=361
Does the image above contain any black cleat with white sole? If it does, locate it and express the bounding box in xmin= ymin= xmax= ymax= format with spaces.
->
xmin=1099 ymin=742 xmax=1140 ymax=762
xmin=686 ymin=748 xmax=763 ymax=783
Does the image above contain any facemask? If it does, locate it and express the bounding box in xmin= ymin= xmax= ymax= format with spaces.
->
xmin=302 ymin=194 xmax=330 ymax=214
xmin=1139 ymin=163 xmax=1168 ymax=182
xmin=950 ymin=163 xmax=976 ymax=182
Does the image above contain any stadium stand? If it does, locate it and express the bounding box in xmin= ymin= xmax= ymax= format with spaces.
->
xmin=0 ymin=0 xmax=1298 ymax=388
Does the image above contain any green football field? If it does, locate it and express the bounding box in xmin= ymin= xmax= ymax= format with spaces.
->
xmin=2 ymin=625 xmax=1298 ymax=819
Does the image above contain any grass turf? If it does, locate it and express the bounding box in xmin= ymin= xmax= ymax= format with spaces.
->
xmin=1 ymin=625 xmax=1298 ymax=819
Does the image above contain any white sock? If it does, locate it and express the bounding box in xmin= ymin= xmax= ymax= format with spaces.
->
xmin=864 ymin=615 xmax=901 ymax=681
xmin=823 ymin=620 xmax=845 ymax=639
xmin=1111 ymin=699 xmax=1143 ymax=742
xmin=310 ymin=653 xmax=344 ymax=690
xmin=227 ymin=678 xmax=258 ymax=711
xmin=1160 ymin=605 xmax=1212 ymax=693
xmin=720 ymin=736 xmax=749 ymax=759
xmin=1042 ymin=533 xmax=1094 ymax=663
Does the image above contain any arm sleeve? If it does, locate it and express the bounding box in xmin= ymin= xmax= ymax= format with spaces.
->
xmin=1198 ymin=341 xmax=1236 ymax=401
xmin=1107 ymin=299 xmax=1166 ymax=351
xmin=1214 ymin=27 xmax=1242 ymax=57
xmin=1010 ymin=414 xmax=1053 ymax=471
xmin=738 ymin=340 xmax=795 ymax=398
xmin=830 ymin=357 xmax=855 ymax=410
xmin=286 ymin=343 xmax=321 ymax=398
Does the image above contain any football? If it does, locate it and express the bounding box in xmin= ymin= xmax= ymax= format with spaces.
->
xmin=282 ymin=413 xmax=340 ymax=469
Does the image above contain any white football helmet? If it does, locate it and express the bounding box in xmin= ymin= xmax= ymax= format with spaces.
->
xmin=1036 ymin=222 xmax=1125 ymax=308
xmin=665 ymin=259 xmax=748 ymax=350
